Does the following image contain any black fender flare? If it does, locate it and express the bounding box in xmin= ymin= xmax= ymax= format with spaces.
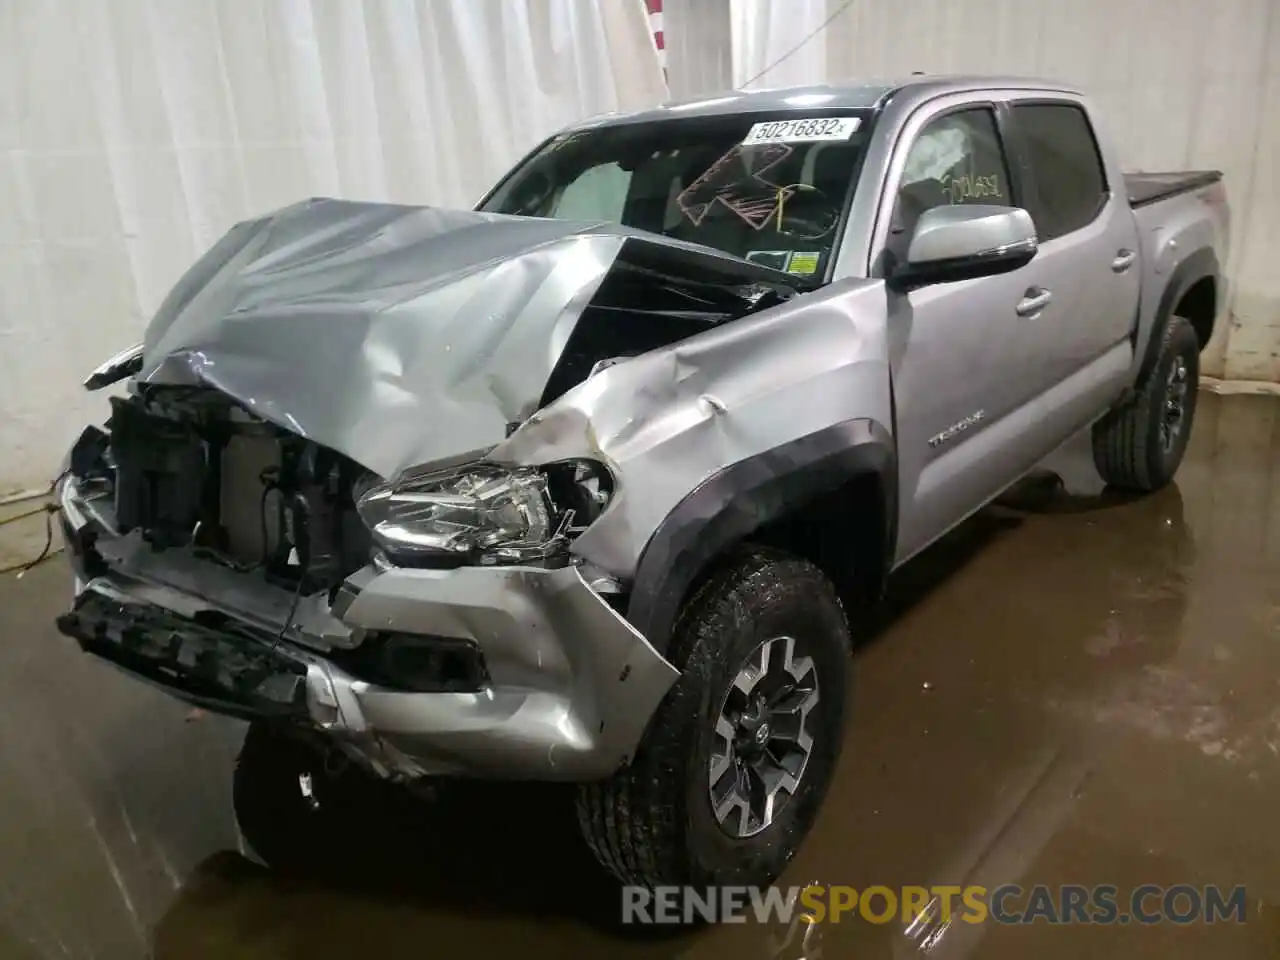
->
xmin=624 ymin=418 xmax=897 ymax=652
xmin=1136 ymin=247 xmax=1218 ymax=384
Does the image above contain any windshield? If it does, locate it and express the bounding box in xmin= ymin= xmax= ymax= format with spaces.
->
xmin=479 ymin=111 xmax=874 ymax=282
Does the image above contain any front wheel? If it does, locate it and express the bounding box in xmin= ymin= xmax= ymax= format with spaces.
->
xmin=1093 ymin=314 xmax=1201 ymax=492
xmin=576 ymin=546 xmax=850 ymax=888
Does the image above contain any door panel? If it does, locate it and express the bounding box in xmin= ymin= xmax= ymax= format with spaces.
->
xmin=889 ymin=262 xmax=1058 ymax=563
xmin=882 ymin=105 xmax=1061 ymax=564
xmin=1011 ymin=102 xmax=1141 ymax=404
xmin=907 ymin=336 xmax=1131 ymax=547
xmin=1013 ymin=203 xmax=1139 ymax=413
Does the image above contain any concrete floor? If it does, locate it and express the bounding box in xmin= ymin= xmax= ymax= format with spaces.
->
xmin=1 ymin=391 xmax=1278 ymax=960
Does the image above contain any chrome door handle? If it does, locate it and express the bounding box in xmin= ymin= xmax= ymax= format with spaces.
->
xmin=1016 ymin=287 xmax=1053 ymax=317
xmin=1111 ymin=249 xmax=1136 ymax=272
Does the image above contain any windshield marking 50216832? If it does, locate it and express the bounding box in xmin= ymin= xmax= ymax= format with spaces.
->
xmin=741 ymin=116 xmax=862 ymax=145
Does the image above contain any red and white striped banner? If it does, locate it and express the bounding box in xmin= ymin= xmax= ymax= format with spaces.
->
xmin=645 ymin=0 xmax=667 ymax=81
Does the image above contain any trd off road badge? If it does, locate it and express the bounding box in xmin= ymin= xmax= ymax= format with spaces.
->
xmin=928 ymin=410 xmax=986 ymax=448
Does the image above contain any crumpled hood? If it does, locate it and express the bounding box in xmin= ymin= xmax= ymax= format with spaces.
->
xmin=139 ymin=198 xmax=794 ymax=478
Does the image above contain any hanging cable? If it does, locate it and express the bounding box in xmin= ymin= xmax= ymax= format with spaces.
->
xmin=270 ymin=574 xmax=306 ymax=655
xmin=738 ymin=0 xmax=857 ymax=91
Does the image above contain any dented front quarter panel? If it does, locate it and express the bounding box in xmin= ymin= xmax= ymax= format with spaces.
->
xmin=490 ymin=277 xmax=895 ymax=585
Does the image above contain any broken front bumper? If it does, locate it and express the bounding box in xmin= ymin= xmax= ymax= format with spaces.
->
xmin=55 ymin=474 xmax=679 ymax=782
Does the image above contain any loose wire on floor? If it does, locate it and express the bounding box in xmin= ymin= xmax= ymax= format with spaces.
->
xmin=0 ymin=471 xmax=68 ymax=578
xmin=0 ymin=503 xmax=49 ymax=528
xmin=0 ymin=503 xmax=61 ymax=578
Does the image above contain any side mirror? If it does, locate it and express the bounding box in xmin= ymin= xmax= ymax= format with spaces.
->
xmin=888 ymin=205 xmax=1037 ymax=292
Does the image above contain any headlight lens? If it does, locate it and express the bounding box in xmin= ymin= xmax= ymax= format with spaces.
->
xmin=355 ymin=460 xmax=612 ymax=567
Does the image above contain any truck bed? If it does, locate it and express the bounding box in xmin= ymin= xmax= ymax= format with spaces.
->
xmin=1124 ymin=171 xmax=1223 ymax=208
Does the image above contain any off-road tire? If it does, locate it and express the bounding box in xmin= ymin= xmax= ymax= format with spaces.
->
xmin=576 ymin=545 xmax=850 ymax=888
xmin=1093 ymin=314 xmax=1200 ymax=492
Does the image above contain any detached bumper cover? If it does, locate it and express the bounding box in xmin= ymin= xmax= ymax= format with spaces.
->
xmin=56 ymin=588 xmax=309 ymax=722
xmin=56 ymin=474 xmax=680 ymax=782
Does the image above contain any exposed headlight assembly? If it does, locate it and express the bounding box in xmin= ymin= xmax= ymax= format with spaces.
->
xmin=355 ymin=460 xmax=613 ymax=567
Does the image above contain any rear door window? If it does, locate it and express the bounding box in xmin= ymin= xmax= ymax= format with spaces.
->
xmin=1012 ymin=103 xmax=1108 ymax=240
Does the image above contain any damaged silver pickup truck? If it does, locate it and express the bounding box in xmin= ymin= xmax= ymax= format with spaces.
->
xmin=55 ymin=76 xmax=1227 ymax=888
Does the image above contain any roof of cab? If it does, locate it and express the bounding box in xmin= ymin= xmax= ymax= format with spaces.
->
xmin=564 ymin=75 xmax=1083 ymax=131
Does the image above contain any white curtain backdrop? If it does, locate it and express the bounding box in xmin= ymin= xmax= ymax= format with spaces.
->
xmin=664 ymin=0 xmax=733 ymax=100
xmin=730 ymin=0 xmax=828 ymax=89
xmin=0 ymin=0 xmax=665 ymax=498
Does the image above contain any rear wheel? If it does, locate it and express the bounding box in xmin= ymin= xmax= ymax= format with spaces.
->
xmin=1093 ymin=314 xmax=1200 ymax=492
xmin=576 ymin=546 xmax=850 ymax=888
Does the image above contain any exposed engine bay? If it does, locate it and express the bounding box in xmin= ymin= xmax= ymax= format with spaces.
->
xmin=99 ymin=386 xmax=373 ymax=597
xmin=57 ymin=375 xmax=684 ymax=742
xmin=75 ymin=383 xmax=626 ymax=603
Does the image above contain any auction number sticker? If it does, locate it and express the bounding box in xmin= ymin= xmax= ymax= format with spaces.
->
xmin=742 ymin=116 xmax=861 ymax=145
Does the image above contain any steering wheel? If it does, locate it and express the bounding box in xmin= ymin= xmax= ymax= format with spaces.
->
xmin=774 ymin=184 xmax=839 ymax=240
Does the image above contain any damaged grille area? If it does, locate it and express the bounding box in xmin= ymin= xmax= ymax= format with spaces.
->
xmin=56 ymin=590 xmax=309 ymax=721
xmin=104 ymin=388 xmax=373 ymax=595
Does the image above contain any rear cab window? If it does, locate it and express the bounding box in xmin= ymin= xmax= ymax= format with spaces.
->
xmin=1010 ymin=102 xmax=1109 ymax=241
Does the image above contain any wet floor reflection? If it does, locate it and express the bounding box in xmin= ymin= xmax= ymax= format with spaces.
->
xmin=1 ymin=393 xmax=1278 ymax=959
